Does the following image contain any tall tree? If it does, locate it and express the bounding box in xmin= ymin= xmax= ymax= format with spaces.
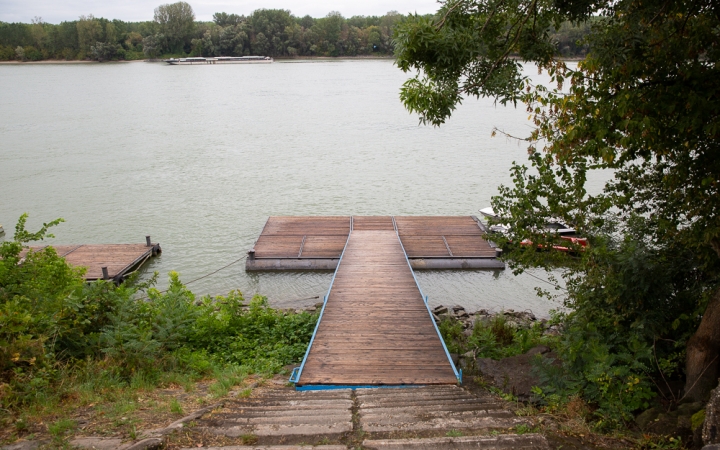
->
xmin=76 ymin=15 xmax=102 ymax=57
xmin=154 ymin=1 xmax=195 ymax=53
xmin=395 ymin=0 xmax=720 ymax=404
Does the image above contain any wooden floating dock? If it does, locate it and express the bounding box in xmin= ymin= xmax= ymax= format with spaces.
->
xmin=21 ymin=237 xmax=161 ymax=282
xmin=246 ymin=216 xmax=504 ymax=271
xmin=292 ymin=219 xmax=460 ymax=386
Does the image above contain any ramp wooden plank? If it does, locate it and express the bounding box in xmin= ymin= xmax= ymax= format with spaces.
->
xmin=352 ymin=216 xmax=395 ymax=231
xmin=297 ymin=230 xmax=457 ymax=386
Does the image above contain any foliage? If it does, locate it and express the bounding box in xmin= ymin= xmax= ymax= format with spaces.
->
xmin=154 ymin=2 xmax=195 ymax=53
xmin=395 ymin=0 xmax=720 ymax=426
xmin=0 ymin=8 xmax=591 ymax=61
xmin=0 ymin=215 xmax=317 ymax=411
xmin=439 ymin=314 xmax=556 ymax=359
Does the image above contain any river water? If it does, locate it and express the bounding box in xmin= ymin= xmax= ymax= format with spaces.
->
xmin=0 ymin=59 xmax=569 ymax=316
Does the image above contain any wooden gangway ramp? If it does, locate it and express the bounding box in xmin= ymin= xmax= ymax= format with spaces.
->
xmin=292 ymin=217 xmax=459 ymax=387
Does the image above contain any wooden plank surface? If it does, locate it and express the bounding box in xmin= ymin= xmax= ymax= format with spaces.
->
xmin=394 ymin=216 xmax=484 ymax=236
xmin=22 ymin=244 xmax=157 ymax=280
xmin=352 ymin=216 xmax=395 ymax=231
xmin=260 ymin=216 xmax=350 ymax=236
xmin=250 ymin=216 xmax=497 ymax=263
xmin=297 ymin=230 xmax=457 ymax=386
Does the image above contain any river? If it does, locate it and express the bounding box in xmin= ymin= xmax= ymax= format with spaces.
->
xmin=0 ymin=59 xmax=570 ymax=316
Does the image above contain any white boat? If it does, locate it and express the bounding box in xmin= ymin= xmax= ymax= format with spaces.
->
xmin=0 ymin=224 xmax=5 ymax=235
xmin=479 ymin=207 xmax=577 ymax=236
xmin=479 ymin=207 xmax=588 ymax=251
xmin=164 ymin=56 xmax=273 ymax=65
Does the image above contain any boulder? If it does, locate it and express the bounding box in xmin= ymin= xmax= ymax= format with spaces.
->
xmin=433 ymin=305 xmax=448 ymax=315
xmin=475 ymin=346 xmax=553 ymax=400
xmin=458 ymin=350 xmax=475 ymax=371
xmin=449 ymin=353 xmax=460 ymax=366
xmin=636 ymin=407 xmax=662 ymax=429
xmin=704 ymin=380 xmax=720 ymax=445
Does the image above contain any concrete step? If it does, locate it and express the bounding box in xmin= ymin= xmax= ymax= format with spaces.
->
xmin=248 ymin=390 xmax=352 ymax=400
xmin=223 ymin=407 xmax=350 ymax=418
xmin=361 ymin=402 xmax=508 ymax=414
xmin=217 ymin=413 xmax=352 ymax=426
xmin=225 ymin=399 xmax=351 ymax=408
xmin=359 ymin=394 xmax=478 ymax=405
xmin=205 ymin=421 xmax=353 ymax=437
xmin=363 ymin=434 xmax=549 ymax=449
xmin=360 ymin=415 xmax=530 ymax=433
xmin=360 ymin=397 xmax=502 ymax=408
xmin=361 ymin=409 xmax=516 ymax=423
xmin=357 ymin=387 xmax=469 ymax=399
xmin=184 ymin=446 xmax=347 ymax=450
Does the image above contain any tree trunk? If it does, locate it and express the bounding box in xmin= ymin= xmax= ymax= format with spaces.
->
xmin=684 ymin=284 xmax=720 ymax=402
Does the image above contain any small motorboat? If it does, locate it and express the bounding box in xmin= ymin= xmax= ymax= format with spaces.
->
xmin=478 ymin=207 xmax=588 ymax=252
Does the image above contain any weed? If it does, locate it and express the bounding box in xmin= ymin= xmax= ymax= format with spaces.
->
xmin=237 ymin=388 xmax=253 ymax=398
xmin=14 ymin=418 xmax=27 ymax=432
xmin=48 ymin=418 xmax=76 ymax=440
xmin=445 ymin=429 xmax=463 ymax=437
xmin=169 ymin=398 xmax=184 ymax=415
xmin=515 ymin=423 xmax=538 ymax=434
xmin=240 ymin=434 xmax=258 ymax=445
xmin=633 ymin=434 xmax=682 ymax=449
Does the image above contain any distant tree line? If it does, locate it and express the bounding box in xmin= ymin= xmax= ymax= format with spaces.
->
xmin=0 ymin=2 xmax=591 ymax=62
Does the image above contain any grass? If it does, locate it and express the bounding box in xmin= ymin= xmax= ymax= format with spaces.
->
xmin=240 ymin=433 xmax=258 ymax=445
xmin=48 ymin=419 xmax=76 ymax=441
xmin=169 ymin=398 xmax=184 ymax=415
xmin=208 ymin=366 xmax=249 ymax=398
xmin=0 ymin=360 xmax=263 ymax=446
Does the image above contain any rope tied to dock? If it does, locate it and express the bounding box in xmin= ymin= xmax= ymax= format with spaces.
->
xmin=140 ymin=254 xmax=247 ymax=298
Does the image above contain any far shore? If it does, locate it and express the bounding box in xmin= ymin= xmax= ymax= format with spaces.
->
xmin=0 ymin=55 xmax=584 ymax=66
xmin=0 ymin=55 xmax=395 ymax=65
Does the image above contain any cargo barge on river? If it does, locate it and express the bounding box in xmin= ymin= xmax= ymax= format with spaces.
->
xmin=164 ymin=56 xmax=272 ymax=65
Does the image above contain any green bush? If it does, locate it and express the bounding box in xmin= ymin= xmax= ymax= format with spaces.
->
xmin=22 ymin=46 xmax=43 ymax=61
xmin=0 ymin=214 xmax=317 ymax=410
xmin=0 ymin=45 xmax=15 ymax=60
xmin=439 ymin=314 xmax=555 ymax=360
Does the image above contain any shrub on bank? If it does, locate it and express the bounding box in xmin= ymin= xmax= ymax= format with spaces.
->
xmin=0 ymin=215 xmax=317 ymax=410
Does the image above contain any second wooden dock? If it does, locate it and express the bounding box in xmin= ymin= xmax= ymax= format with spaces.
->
xmin=21 ymin=238 xmax=161 ymax=282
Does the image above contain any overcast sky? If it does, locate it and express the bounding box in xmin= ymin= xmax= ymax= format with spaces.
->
xmin=0 ymin=0 xmax=441 ymax=24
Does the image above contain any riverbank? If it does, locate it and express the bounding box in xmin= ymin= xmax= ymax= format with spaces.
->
xmin=0 ymin=55 xmax=395 ymax=65
xmin=0 ymin=299 xmax=689 ymax=450
xmin=0 ymin=55 xmax=594 ymax=65
xmin=0 ymin=59 xmax=139 ymax=64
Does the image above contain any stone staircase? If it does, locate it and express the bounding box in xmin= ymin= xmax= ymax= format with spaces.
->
xmin=173 ymin=384 xmax=549 ymax=449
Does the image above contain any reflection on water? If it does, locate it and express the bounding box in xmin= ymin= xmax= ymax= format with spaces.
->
xmin=0 ymin=60 xmax=573 ymax=316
